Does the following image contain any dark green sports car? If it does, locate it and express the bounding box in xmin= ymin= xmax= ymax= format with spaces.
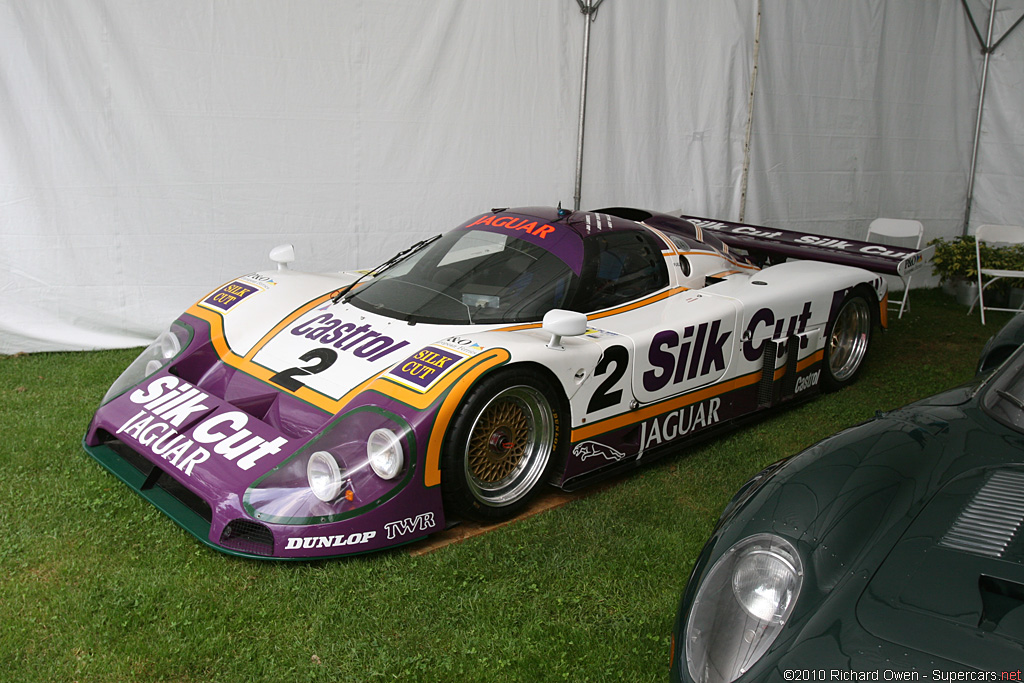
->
xmin=671 ymin=315 xmax=1024 ymax=682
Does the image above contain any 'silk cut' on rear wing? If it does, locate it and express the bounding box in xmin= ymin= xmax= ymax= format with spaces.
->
xmin=680 ymin=215 xmax=934 ymax=278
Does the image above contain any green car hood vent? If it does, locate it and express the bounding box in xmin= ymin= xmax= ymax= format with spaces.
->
xmin=939 ymin=470 xmax=1024 ymax=558
xmin=858 ymin=466 xmax=1024 ymax=669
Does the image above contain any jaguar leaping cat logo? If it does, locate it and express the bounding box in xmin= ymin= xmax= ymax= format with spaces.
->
xmin=573 ymin=441 xmax=627 ymax=462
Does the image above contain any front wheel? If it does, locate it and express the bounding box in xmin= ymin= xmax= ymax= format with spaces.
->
xmin=441 ymin=367 xmax=565 ymax=522
xmin=822 ymin=292 xmax=873 ymax=391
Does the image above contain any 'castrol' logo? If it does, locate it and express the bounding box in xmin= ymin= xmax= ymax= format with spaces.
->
xmin=794 ymin=370 xmax=821 ymax=394
xmin=289 ymin=311 xmax=409 ymax=361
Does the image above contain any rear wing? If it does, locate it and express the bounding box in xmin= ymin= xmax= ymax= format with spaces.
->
xmin=679 ymin=215 xmax=934 ymax=278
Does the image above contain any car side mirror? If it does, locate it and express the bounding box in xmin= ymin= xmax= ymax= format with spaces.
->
xmin=270 ymin=244 xmax=295 ymax=270
xmin=542 ymin=309 xmax=588 ymax=350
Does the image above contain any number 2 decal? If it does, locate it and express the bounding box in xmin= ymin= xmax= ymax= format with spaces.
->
xmin=587 ymin=345 xmax=630 ymax=414
xmin=270 ymin=348 xmax=338 ymax=391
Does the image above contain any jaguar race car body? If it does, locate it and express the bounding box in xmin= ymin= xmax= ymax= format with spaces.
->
xmin=83 ymin=206 xmax=930 ymax=559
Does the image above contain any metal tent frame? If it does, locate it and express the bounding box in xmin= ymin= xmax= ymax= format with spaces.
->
xmin=962 ymin=0 xmax=1024 ymax=234
xmin=568 ymin=0 xmax=1022 ymax=231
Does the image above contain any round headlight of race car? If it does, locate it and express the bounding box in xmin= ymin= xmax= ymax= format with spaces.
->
xmin=101 ymin=322 xmax=192 ymax=405
xmin=685 ymin=534 xmax=802 ymax=683
xmin=367 ymin=428 xmax=404 ymax=480
xmin=247 ymin=409 xmax=414 ymax=525
xmin=307 ymin=450 xmax=345 ymax=502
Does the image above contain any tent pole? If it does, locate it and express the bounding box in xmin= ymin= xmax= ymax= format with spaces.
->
xmin=963 ymin=0 xmax=998 ymax=236
xmin=573 ymin=0 xmax=603 ymax=211
xmin=739 ymin=0 xmax=763 ymax=223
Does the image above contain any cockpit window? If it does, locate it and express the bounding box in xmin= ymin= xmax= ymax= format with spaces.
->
xmin=576 ymin=230 xmax=669 ymax=311
xmin=346 ymin=229 xmax=579 ymax=325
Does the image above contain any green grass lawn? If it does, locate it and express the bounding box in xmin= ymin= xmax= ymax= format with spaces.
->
xmin=0 ymin=289 xmax=1007 ymax=682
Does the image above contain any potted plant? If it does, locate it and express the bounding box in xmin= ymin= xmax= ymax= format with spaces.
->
xmin=930 ymin=235 xmax=1024 ymax=307
xmin=929 ymin=235 xmax=978 ymax=305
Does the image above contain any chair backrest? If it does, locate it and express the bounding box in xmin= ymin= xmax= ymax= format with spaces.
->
xmin=867 ymin=218 xmax=924 ymax=247
xmin=976 ymin=224 xmax=1024 ymax=246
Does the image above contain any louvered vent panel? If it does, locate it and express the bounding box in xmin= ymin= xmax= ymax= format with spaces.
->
xmin=939 ymin=471 xmax=1024 ymax=558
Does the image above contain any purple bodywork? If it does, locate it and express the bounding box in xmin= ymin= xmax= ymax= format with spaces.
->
xmin=84 ymin=313 xmax=447 ymax=559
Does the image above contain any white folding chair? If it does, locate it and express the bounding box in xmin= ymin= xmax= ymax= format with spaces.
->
xmin=867 ymin=218 xmax=924 ymax=319
xmin=970 ymin=224 xmax=1024 ymax=325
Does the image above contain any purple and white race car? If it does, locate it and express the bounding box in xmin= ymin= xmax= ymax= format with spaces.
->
xmin=83 ymin=207 xmax=930 ymax=559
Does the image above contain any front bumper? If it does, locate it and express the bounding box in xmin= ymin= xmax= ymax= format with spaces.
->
xmin=83 ymin=426 xmax=444 ymax=559
xmin=82 ymin=348 xmax=447 ymax=560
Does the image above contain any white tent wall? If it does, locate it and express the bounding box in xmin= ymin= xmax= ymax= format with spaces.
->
xmin=1 ymin=1 xmax=1021 ymax=354
xmin=744 ymin=0 xmax=979 ymax=246
xmin=572 ymin=0 xmax=757 ymax=216
xmin=0 ymin=0 xmax=584 ymax=354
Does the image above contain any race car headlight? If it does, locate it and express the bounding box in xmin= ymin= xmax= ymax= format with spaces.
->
xmin=307 ymin=451 xmax=346 ymax=502
xmin=245 ymin=406 xmax=415 ymax=525
xmin=367 ymin=428 xmax=403 ymax=480
xmin=685 ymin=534 xmax=802 ymax=683
xmin=101 ymin=322 xmax=192 ymax=405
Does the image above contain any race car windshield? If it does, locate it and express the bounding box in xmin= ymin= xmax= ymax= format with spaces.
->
xmin=346 ymin=229 xmax=580 ymax=324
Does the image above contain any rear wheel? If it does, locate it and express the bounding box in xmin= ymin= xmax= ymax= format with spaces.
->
xmin=822 ymin=292 xmax=872 ymax=391
xmin=441 ymin=367 xmax=564 ymax=521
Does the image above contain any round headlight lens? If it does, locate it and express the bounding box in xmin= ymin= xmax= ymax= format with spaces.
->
xmin=101 ymin=322 xmax=191 ymax=405
xmin=158 ymin=328 xmax=182 ymax=359
xmin=307 ymin=450 xmax=345 ymax=502
xmin=685 ymin=534 xmax=802 ymax=683
xmin=731 ymin=548 xmax=799 ymax=622
xmin=367 ymin=428 xmax=403 ymax=480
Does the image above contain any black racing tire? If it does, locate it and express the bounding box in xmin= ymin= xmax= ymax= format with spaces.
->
xmin=822 ymin=290 xmax=873 ymax=392
xmin=440 ymin=366 xmax=566 ymax=522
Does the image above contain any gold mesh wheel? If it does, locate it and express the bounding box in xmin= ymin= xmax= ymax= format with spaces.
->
xmin=468 ymin=396 xmax=531 ymax=483
xmin=462 ymin=385 xmax=554 ymax=507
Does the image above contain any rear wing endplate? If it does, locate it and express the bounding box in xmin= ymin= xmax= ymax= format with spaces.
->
xmin=680 ymin=215 xmax=934 ymax=277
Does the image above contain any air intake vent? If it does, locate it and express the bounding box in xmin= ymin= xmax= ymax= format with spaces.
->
xmin=940 ymin=471 xmax=1024 ymax=558
xmin=757 ymin=339 xmax=778 ymax=408
xmin=220 ymin=519 xmax=275 ymax=556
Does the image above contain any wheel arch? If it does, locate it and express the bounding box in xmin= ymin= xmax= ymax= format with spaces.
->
xmin=826 ymin=281 xmax=884 ymax=331
xmin=852 ymin=281 xmax=885 ymax=331
xmin=434 ymin=360 xmax=577 ymax=520
xmin=507 ymin=360 xmax=572 ymax=411
xmin=821 ymin=283 xmax=876 ymax=392
xmin=445 ymin=359 xmax=573 ymax=476
xmin=505 ymin=360 xmax=573 ymax=477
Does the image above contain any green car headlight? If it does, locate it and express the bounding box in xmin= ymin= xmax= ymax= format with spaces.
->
xmin=685 ymin=534 xmax=802 ymax=683
xmin=101 ymin=322 xmax=192 ymax=405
